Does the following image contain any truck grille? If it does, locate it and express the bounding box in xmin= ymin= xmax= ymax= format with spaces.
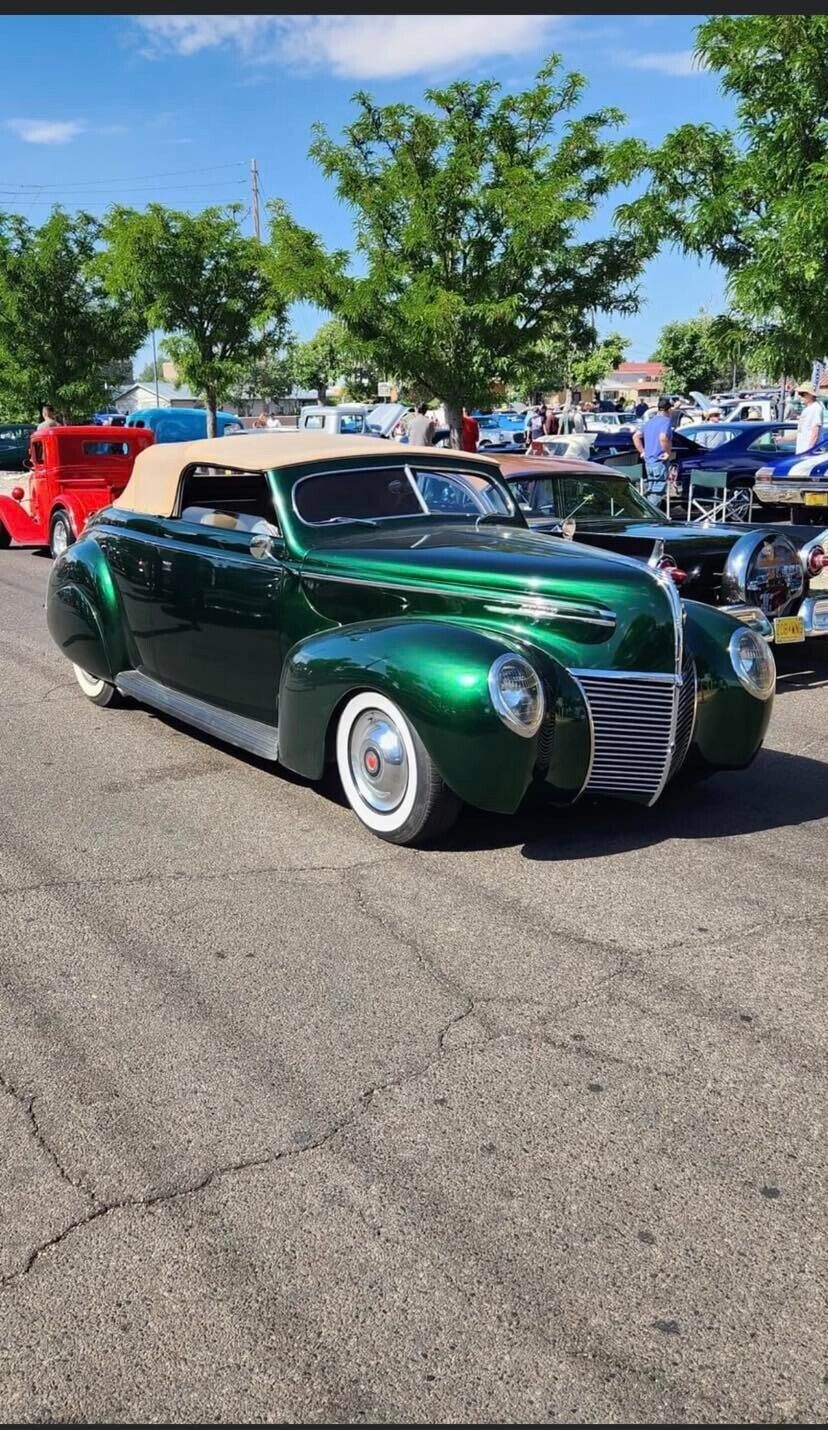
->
xmin=576 ymin=661 xmax=696 ymax=805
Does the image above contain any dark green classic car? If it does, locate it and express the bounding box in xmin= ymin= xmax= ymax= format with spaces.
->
xmin=46 ymin=434 xmax=776 ymax=844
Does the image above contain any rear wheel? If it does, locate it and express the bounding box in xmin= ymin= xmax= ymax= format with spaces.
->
xmin=73 ymin=664 xmax=120 ymax=708
xmin=335 ymin=691 xmax=461 ymax=845
xmin=50 ymin=510 xmax=74 ymax=560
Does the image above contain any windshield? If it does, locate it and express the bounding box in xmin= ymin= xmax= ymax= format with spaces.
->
xmin=510 ymin=473 xmax=664 ymax=522
xmin=294 ymin=462 xmax=515 ymax=525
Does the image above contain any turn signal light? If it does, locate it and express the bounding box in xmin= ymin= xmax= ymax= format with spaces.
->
xmin=807 ymin=546 xmax=825 ymax=575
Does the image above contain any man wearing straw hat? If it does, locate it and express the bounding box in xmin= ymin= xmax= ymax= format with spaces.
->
xmin=795 ymin=380 xmax=824 ymax=453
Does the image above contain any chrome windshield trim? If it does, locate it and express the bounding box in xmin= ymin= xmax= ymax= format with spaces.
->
xmin=301 ymin=567 xmax=616 ymax=627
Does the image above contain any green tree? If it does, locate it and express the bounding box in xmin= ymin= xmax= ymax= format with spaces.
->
xmin=99 ymin=203 xmax=286 ymax=436
xmin=570 ymin=331 xmax=628 ymax=394
xmin=650 ymin=315 xmax=725 ymax=395
xmin=618 ymin=14 xmax=828 ymax=378
xmin=292 ymin=318 xmax=382 ymax=404
xmin=0 ymin=209 xmax=145 ymax=421
xmin=231 ymin=328 xmax=297 ymax=406
xmin=268 ymin=56 xmax=646 ymax=445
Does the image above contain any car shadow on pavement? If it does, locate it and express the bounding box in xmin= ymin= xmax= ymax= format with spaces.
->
xmin=774 ymin=643 xmax=828 ymax=694
xmin=438 ymin=746 xmax=828 ymax=861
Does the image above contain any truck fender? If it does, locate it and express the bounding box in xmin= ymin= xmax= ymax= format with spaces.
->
xmin=277 ymin=618 xmax=591 ymax=815
xmin=46 ymin=537 xmax=129 ymax=682
xmin=683 ymin=600 xmax=772 ymax=768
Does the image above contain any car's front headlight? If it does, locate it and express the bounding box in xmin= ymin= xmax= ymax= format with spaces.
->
xmin=728 ymin=627 xmax=776 ymax=701
xmin=488 ymin=653 xmax=545 ymax=737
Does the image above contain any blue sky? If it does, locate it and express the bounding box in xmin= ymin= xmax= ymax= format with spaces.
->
xmin=0 ymin=13 xmax=735 ymax=373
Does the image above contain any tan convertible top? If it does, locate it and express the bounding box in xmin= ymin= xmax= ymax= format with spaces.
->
xmin=113 ymin=432 xmax=500 ymax=518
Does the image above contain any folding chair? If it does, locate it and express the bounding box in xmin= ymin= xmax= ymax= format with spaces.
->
xmin=686 ymin=469 xmax=731 ymax=523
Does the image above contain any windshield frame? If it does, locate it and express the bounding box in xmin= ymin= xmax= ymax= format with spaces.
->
xmin=291 ymin=459 xmax=519 ymax=529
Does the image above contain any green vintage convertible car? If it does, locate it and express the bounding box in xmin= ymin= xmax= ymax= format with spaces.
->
xmin=46 ymin=434 xmax=776 ymax=844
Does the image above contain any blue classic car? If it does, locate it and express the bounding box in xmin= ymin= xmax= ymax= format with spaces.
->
xmin=126 ymin=407 xmax=246 ymax=443
xmin=751 ymin=435 xmax=828 ymax=519
xmin=671 ymin=421 xmax=799 ymax=491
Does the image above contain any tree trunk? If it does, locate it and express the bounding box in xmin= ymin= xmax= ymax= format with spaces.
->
xmin=206 ymin=388 xmax=217 ymax=439
xmin=444 ymin=399 xmax=463 ymax=450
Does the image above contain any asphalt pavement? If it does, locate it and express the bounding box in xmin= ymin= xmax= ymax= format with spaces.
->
xmin=0 ymin=540 xmax=826 ymax=1424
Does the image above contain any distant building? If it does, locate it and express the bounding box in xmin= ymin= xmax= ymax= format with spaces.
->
xmin=112 ymin=380 xmax=236 ymax=414
xmin=598 ymin=361 xmax=666 ymax=405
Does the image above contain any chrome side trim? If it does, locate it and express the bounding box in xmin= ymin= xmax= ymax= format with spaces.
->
xmin=115 ymin=670 xmax=279 ymax=762
xmin=302 ymin=568 xmax=617 ymax=628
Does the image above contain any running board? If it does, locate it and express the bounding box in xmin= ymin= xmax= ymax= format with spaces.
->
xmin=115 ymin=670 xmax=279 ymax=762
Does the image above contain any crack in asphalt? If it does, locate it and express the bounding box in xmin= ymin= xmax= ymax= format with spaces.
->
xmin=0 ymin=1069 xmax=101 ymax=1210
xmin=0 ymin=851 xmax=408 ymax=901
xmin=0 ymin=679 xmax=75 ymax=711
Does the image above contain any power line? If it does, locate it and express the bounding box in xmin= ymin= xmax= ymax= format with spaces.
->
xmin=0 ymin=162 xmax=246 ymax=192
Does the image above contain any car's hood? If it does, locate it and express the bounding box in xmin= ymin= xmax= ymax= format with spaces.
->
xmin=539 ymin=517 xmax=741 ymax=555
xmin=365 ymin=402 xmax=407 ymax=438
xmin=300 ymin=521 xmax=679 ymax=669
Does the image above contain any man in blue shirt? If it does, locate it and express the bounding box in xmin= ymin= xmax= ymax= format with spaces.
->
xmin=633 ymin=396 xmax=673 ymax=502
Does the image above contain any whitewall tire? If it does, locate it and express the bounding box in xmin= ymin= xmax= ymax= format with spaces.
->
xmin=335 ymin=691 xmax=461 ymax=845
xmin=73 ymin=664 xmax=120 ymax=708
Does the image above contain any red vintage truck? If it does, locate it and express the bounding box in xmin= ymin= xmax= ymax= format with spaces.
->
xmin=0 ymin=424 xmax=155 ymax=558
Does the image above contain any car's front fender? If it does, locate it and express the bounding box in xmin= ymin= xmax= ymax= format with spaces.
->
xmin=683 ymin=600 xmax=773 ymax=768
xmin=277 ymin=618 xmax=591 ymax=814
xmin=46 ymin=537 xmax=129 ymax=681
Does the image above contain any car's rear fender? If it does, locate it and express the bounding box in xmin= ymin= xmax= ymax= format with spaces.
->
xmin=46 ymin=537 xmax=129 ymax=682
xmin=277 ymin=618 xmax=591 ymax=813
xmin=683 ymin=600 xmax=772 ymax=768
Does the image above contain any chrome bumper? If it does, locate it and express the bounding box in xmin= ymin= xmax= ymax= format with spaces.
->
xmin=721 ymin=597 xmax=828 ymax=639
xmin=753 ymin=481 xmax=828 ymax=508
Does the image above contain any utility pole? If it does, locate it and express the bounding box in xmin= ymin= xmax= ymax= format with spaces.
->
xmin=151 ymin=329 xmax=160 ymax=406
xmin=250 ymin=158 xmax=261 ymax=241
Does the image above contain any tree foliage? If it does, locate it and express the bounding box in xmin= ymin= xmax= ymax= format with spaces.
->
xmin=230 ymin=327 xmax=298 ymax=405
xmin=268 ymin=56 xmax=646 ymax=443
xmin=570 ymin=331 xmax=628 ymax=393
xmin=0 ymin=209 xmax=145 ymax=421
xmin=99 ymin=204 xmax=286 ymax=435
xmin=292 ymin=318 xmax=381 ymax=403
xmin=650 ymin=315 xmax=726 ymax=395
xmin=618 ymin=14 xmax=828 ymax=377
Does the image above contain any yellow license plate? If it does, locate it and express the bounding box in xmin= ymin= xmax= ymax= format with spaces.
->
xmin=774 ymin=616 xmax=805 ymax=643
xmin=804 ymin=492 xmax=828 ymax=506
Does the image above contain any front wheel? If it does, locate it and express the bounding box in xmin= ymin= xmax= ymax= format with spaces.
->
xmin=73 ymin=664 xmax=121 ymax=708
xmin=50 ymin=510 xmax=74 ymax=560
xmin=335 ymin=692 xmax=461 ymax=845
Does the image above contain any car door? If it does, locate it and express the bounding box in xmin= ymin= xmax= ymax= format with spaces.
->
xmin=153 ymin=464 xmax=287 ymax=726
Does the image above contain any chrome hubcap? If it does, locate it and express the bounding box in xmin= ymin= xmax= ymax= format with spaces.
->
xmin=349 ymin=710 xmax=408 ymax=813
xmin=52 ymin=521 xmax=68 ymax=556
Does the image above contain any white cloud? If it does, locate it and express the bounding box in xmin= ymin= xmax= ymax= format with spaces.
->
xmin=621 ymin=49 xmax=706 ymax=78
xmin=134 ymin=14 xmax=562 ymax=80
xmin=6 ymin=117 xmax=86 ymax=145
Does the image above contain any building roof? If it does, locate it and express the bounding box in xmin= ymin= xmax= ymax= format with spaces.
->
xmin=114 ymin=380 xmax=199 ymax=402
xmin=612 ymin=362 xmax=665 ymax=377
xmin=113 ymin=432 xmax=500 ymax=518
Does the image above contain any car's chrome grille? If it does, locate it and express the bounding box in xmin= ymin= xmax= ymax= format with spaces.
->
xmin=577 ymin=661 xmax=696 ymax=804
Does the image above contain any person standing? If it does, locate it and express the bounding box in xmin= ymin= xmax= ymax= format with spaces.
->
xmin=461 ymin=407 xmax=479 ymax=453
xmin=407 ymin=402 xmax=436 ymax=447
xmin=794 ymin=381 xmax=824 ymax=453
xmin=35 ymin=403 xmax=61 ymax=432
xmin=632 ymin=395 xmax=673 ymax=502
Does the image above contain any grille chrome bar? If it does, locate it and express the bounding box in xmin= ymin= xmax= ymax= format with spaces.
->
xmin=575 ymin=661 xmax=697 ymax=806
